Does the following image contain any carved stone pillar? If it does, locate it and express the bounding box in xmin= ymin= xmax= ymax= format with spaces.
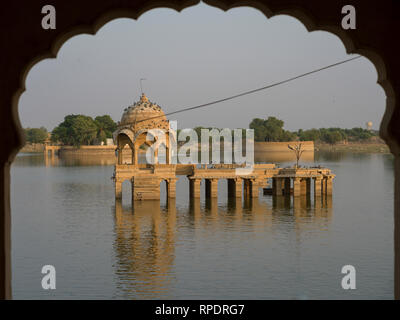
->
xmin=250 ymin=179 xmax=260 ymax=198
xmin=167 ymin=178 xmax=177 ymax=198
xmin=284 ymin=177 xmax=291 ymax=195
xmin=273 ymin=177 xmax=283 ymax=196
xmin=228 ymin=178 xmax=242 ymax=198
xmin=115 ymin=180 xmax=122 ymax=199
xmin=117 ymin=147 xmax=122 ymax=165
xmin=293 ymin=177 xmax=301 ymax=197
xmin=205 ymin=178 xmax=218 ymax=198
xmin=314 ymin=177 xmax=322 ymax=197
xmin=326 ymin=176 xmax=333 ymax=195
xmin=300 ymin=178 xmax=308 ymax=195
xmin=189 ymin=178 xmax=201 ymax=198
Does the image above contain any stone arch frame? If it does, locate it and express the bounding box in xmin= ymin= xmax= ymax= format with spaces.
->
xmin=116 ymin=132 xmax=135 ymax=164
xmin=114 ymin=128 xmax=135 ymax=145
xmin=1 ymin=0 xmax=400 ymax=299
xmin=117 ymin=132 xmax=135 ymax=149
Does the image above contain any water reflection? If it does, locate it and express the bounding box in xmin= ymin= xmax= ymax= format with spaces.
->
xmin=113 ymin=199 xmax=177 ymax=298
xmin=19 ymin=151 xmax=315 ymax=167
xmin=14 ymin=153 xmax=117 ymax=167
xmin=315 ymin=150 xmax=347 ymax=162
xmin=12 ymin=150 xmax=393 ymax=299
xmin=112 ymin=193 xmax=332 ymax=298
xmin=45 ymin=154 xmax=115 ymax=166
xmin=255 ymin=151 xmax=314 ymax=163
xmin=14 ymin=153 xmax=46 ymax=167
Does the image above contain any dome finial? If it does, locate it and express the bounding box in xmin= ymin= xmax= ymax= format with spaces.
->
xmin=139 ymin=78 xmax=147 ymax=97
xmin=140 ymin=93 xmax=149 ymax=102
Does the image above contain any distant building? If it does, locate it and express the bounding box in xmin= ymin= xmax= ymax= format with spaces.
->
xmin=106 ymin=138 xmax=114 ymax=146
xmin=366 ymin=121 xmax=373 ymax=131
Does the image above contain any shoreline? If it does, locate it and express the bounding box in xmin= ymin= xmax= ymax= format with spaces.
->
xmin=20 ymin=141 xmax=391 ymax=155
xmin=315 ymin=142 xmax=390 ymax=153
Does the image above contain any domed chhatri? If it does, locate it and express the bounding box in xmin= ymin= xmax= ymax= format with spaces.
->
xmin=119 ymin=93 xmax=169 ymax=132
xmin=113 ymin=93 xmax=174 ymax=167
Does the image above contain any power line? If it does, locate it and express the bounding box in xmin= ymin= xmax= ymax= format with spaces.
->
xmin=136 ymin=55 xmax=362 ymax=123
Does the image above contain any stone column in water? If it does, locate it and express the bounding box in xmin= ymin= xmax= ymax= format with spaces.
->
xmin=293 ymin=177 xmax=301 ymax=197
xmin=250 ymin=179 xmax=260 ymax=198
xmin=326 ymin=176 xmax=333 ymax=195
xmin=228 ymin=178 xmax=242 ymax=198
xmin=167 ymin=178 xmax=177 ymax=198
xmin=205 ymin=178 xmax=218 ymax=198
xmin=189 ymin=178 xmax=201 ymax=198
xmin=235 ymin=178 xmax=242 ymax=198
xmin=306 ymin=178 xmax=311 ymax=195
xmin=300 ymin=178 xmax=308 ymax=195
xmin=273 ymin=177 xmax=283 ymax=196
xmin=228 ymin=179 xmax=235 ymax=198
xmin=284 ymin=178 xmax=291 ymax=195
xmin=243 ymin=179 xmax=251 ymax=198
xmin=321 ymin=176 xmax=326 ymax=195
xmin=314 ymin=177 xmax=322 ymax=197
xmin=115 ymin=180 xmax=122 ymax=199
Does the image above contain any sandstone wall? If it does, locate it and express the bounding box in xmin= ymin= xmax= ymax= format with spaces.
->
xmin=254 ymin=141 xmax=314 ymax=153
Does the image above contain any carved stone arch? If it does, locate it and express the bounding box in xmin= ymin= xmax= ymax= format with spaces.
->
xmin=115 ymin=128 xmax=135 ymax=149
xmin=113 ymin=128 xmax=134 ymax=144
xmin=133 ymin=129 xmax=155 ymax=145
xmin=132 ymin=128 xmax=174 ymax=143
xmin=1 ymin=0 xmax=400 ymax=300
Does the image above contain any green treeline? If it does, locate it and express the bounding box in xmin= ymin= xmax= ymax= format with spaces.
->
xmin=249 ymin=117 xmax=377 ymax=144
xmin=50 ymin=114 xmax=117 ymax=146
xmin=24 ymin=127 xmax=48 ymax=144
xmin=25 ymin=114 xmax=377 ymax=146
xmin=185 ymin=117 xmax=376 ymax=144
xmin=250 ymin=117 xmax=296 ymax=142
xmin=24 ymin=115 xmax=118 ymax=146
xmin=297 ymin=127 xmax=375 ymax=144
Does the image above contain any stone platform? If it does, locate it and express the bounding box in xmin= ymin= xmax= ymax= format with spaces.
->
xmin=113 ymin=163 xmax=334 ymax=202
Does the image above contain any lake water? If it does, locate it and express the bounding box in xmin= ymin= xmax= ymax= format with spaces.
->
xmin=10 ymin=151 xmax=394 ymax=299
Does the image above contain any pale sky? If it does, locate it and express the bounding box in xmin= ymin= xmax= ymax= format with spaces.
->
xmin=20 ymin=3 xmax=386 ymax=132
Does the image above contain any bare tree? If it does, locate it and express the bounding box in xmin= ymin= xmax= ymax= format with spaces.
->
xmin=288 ymin=143 xmax=304 ymax=168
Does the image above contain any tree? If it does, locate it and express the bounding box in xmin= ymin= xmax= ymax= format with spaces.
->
xmin=263 ymin=116 xmax=285 ymax=141
xmin=51 ymin=115 xmax=98 ymax=146
xmin=24 ymin=127 xmax=48 ymax=143
xmin=249 ymin=118 xmax=267 ymax=141
xmin=298 ymin=128 xmax=321 ymax=141
xmin=25 ymin=127 xmax=42 ymax=144
xmin=345 ymin=127 xmax=374 ymax=141
xmin=249 ymin=116 xmax=295 ymax=142
xmin=288 ymin=143 xmax=304 ymax=168
xmin=94 ymin=115 xmax=117 ymax=143
xmin=324 ymin=130 xmax=343 ymax=145
xmin=24 ymin=127 xmax=48 ymax=144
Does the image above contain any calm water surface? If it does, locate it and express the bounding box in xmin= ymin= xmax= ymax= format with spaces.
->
xmin=11 ymin=152 xmax=394 ymax=299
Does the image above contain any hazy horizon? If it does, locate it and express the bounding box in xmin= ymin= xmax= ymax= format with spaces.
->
xmin=19 ymin=3 xmax=385 ymax=132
